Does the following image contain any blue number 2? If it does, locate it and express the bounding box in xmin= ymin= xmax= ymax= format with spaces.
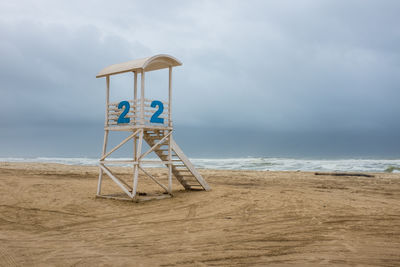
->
xmin=150 ymin=100 xmax=164 ymax=124
xmin=117 ymin=101 xmax=130 ymax=124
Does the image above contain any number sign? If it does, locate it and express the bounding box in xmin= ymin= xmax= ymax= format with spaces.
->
xmin=117 ymin=101 xmax=130 ymax=124
xmin=116 ymin=100 xmax=165 ymax=124
xmin=150 ymin=100 xmax=164 ymax=124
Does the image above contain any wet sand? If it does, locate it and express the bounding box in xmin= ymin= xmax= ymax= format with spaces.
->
xmin=0 ymin=162 xmax=399 ymax=266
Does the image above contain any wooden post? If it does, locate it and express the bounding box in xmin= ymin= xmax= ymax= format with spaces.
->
xmin=168 ymin=67 xmax=173 ymax=193
xmin=134 ymin=71 xmax=138 ymax=123
xmin=97 ymin=130 xmax=108 ymax=195
xmin=97 ymin=76 xmax=110 ymax=195
xmin=135 ymin=70 xmax=144 ymax=197
xmin=168 ymin=130 xmax=172 ymax=193
xmin=132 ymin=129 xmax=143 ymax=198
xmin=105 ymin=75 xmax=110 ymax=127
xmin=134 ymin=71 xmax=137 ymax=102
xmin=133 ymin=71 xmax=138 ymax=186
xmin=168 ymin=66 xmax=172 ymax=127
xmin=140 ymin=71 xmax=145 ymax=125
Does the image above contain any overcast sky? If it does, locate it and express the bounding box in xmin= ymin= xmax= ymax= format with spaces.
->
xmin=1 ymin=0 xmax=399 ymax=158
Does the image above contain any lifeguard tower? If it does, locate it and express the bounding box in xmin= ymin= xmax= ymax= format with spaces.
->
xmin=96 ymin=54 xmax=210 ymax=201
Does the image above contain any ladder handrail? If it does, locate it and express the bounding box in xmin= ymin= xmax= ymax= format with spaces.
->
xmin=143 ymin=133 xmax=211 ymax=191
xmin=170 ymin=138 xmax=211 ymax=191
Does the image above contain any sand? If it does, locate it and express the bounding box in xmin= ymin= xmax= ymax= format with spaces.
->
xmin=0 ymin=162 xmax=399 ymax=266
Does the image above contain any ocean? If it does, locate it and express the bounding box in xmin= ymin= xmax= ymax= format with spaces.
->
xmin=1 ymin=157 xmax=400 ymax=173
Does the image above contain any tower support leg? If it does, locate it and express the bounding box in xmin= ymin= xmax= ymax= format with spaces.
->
xmin=168 ymin=130 xmax=172 ymax=193
xmin=132 ymin=129 xmax=143 ymax=198
xmin=97 ymin=130 xmax=109 ymax=195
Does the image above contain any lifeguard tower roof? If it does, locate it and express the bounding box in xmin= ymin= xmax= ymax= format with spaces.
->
xmin=96 ymin=54 xmax=182 ymax=78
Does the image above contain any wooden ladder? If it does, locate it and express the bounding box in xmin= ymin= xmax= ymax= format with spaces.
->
xmin=143 ymin=130 xmax=210 ymax=191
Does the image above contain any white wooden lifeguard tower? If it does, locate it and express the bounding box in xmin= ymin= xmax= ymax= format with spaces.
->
xmin=96 ymin=54 xmax=210 ymax=201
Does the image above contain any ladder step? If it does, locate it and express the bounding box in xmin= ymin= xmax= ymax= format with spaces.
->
xmin=159 ymin=154 xmax=177 ymax=157
xmin=187 ymin=182 xmax=202 ymax=186
xmin=172 ymin=169 xmax=191 ymax=173
xmin=173 ymin=175 xmax=194 ymax=181
xmin=174 ymin=171 xmax=191 ymax=174
xmin=175 ymin=175 xmax=196 ymax=178
xmin=188 ymin=187 xmax=204 ymax=191
xmin=182 ymin=180 xmax=200 ymax=184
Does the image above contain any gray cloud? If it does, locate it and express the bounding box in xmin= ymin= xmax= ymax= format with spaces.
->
xmin=1 ymin=0 xmax=399 ymax=157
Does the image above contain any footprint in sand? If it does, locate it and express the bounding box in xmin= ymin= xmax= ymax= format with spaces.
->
xmin=187 ymin=204 xmax=197 ymax=218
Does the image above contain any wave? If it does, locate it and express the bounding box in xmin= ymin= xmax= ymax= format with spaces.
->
xmin=1 ymin=157 xmax=400 ymax=173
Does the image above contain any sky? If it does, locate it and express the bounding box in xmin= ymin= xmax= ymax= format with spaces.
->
xmin=1 ymin=0 xmax=399 ymax=158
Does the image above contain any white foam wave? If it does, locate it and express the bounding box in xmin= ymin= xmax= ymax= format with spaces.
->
xmin=1 ymin=157 xmax=400 ymax=173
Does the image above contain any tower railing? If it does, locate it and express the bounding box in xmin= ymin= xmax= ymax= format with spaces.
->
xmin=106 ymin=98 xmax=171 ymax=128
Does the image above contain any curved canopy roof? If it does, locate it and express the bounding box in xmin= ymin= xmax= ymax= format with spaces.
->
xmin=96 ymin=54 xmax=182 ymax=78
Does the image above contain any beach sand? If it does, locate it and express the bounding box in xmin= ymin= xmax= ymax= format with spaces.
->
xmin=0 ymin=162 xmax=399 ymax=266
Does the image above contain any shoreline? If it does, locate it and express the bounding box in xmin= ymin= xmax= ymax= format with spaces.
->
xmin=0 ymin=161 xmax=394 ymax=175
xmin=1 ymin=157 xmax=400 ymax=173
xmin=1 ymin=162 xmax=399 ymax=266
